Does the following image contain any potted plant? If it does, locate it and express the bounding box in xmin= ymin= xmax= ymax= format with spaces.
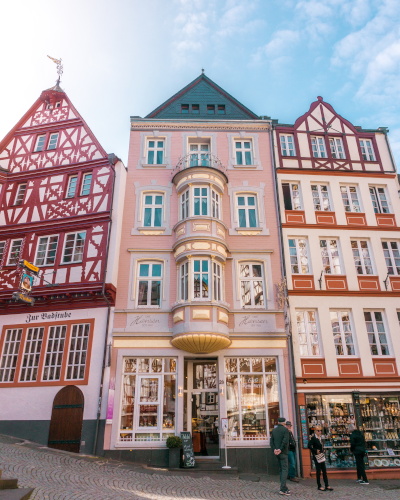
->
xmin=166 ymin=435 xmax=182 ymax=469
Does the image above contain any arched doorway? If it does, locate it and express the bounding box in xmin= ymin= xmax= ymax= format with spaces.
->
xmin=48 ymin=386 xmax=84 ymax=453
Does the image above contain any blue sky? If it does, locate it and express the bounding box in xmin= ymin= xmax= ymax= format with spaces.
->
xmin=1 ymin=0 xmax=400 ymax=167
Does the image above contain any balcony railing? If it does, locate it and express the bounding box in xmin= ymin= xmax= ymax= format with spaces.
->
xmin=172 ymin=153 xmax=227 ymax=178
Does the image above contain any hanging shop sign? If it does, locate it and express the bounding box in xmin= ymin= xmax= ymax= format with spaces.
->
xmin=12 ymin=260 xmax=39 ymax=306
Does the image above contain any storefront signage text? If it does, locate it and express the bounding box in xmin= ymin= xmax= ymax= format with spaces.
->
xmin=26 ymin=311 xmax=72 ymax=324
xmin=130 ymin=315 xmax=161 ymax=326
xmin=234 ymin=314 xmax=277 ymax=333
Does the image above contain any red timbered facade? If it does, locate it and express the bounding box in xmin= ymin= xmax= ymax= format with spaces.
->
xmin=0 ymin=83 xmax=126 ymax=455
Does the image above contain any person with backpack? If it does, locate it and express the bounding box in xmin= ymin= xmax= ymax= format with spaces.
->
xmin=349 ymin=423 xmax=369 ymax=484
xmin=270 ymin=417 xmax=291 ymax=496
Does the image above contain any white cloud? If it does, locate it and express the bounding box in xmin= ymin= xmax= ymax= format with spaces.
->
xmin=251 ymin=30 xmax=301 ymax=65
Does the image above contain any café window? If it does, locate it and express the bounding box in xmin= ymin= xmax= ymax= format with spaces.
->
xmin=137 ymin=262 xmax=162 ymax=307
xmin=119 ymin=357 xmax=177 ymax=443
xmin=225 ymin=357 xmax=280 ymax=441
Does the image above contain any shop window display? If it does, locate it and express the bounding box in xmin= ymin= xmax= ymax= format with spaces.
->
xmin=119 ymin=357 xmax=176 ymax=443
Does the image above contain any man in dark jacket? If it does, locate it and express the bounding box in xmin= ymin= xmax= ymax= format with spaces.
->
xmin=349 ymin=423 xmax=369 ymax=484
xmin=286 ymin=421 xmax=299 ymax=482
xmin=270 ymin=417 xmax=290 ymax=496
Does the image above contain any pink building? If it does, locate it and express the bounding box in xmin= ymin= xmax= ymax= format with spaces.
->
xmin=104 ymin=74 xmax=293 ymax=472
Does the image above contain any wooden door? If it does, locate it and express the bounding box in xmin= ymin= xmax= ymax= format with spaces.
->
xmin=48 ymin=386 xmax=84 ymax=453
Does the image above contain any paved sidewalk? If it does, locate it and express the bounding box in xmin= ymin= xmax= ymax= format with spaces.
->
xmin=1 ymin=435 xmax=399 ymax=499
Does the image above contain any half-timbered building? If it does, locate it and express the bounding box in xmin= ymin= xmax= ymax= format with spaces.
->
xmin=0 ymin=82 xmax=126 ymax=454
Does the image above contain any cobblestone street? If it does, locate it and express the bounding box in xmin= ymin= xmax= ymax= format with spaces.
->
xmin=1 ymin=436 xmax=400 ymax=500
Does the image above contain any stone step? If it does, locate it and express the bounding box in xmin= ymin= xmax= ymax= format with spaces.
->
xmin=169 ymin=461 xmax=239 ymax=474
xmin=0 ymin=478 xmax=19 ymax=490
xmin=0 ymin=489 xmax=34 ymax=500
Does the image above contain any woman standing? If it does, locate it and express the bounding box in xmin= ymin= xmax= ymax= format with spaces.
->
xmin=308 ymin=426 xmax=333 ymax=491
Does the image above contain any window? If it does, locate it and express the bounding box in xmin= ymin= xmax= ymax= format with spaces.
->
xmin=369 ymin=187 xmax=389 ymax=214
xmin=330 ymin=311 xmax=355 ymax=356
xmin=66 ymin=323 xmax=90 ymax=380
xmin=360 ymin=139 xmax=375 ymax=161
xmin=35 ymin=135 xmax=46 ymax=152
xmin=7 ymin=239 xmax=22 ymax=265
xmin=239 ymin=263 xmax=264 ymax=307
xmin=311 ymin=136 xmax=327 ymax=158
xmin=351 ymin=240 xmax=373 ymax=275
xmin=181 ymin=190 xmax=189 ymax=219
xmin=67 ymin=176 xmax=78 ymax=198
xmin=296 ymin=311 xmax=320 ymax=356
xmin=190 ymin=144 xmax=210 ymax=167
xmin=282 ymin=183 xmax=301 ymax=210
xmin=0 ymin=241 xmax=5 ymax=263
xmin=15 ymin=183 xmax=27 ymax=206
xmin=143 ymin=194 xmax=163 ymax=227
xmin=137 ymin=262 xmax=162 ymax=307
xmin=35 ymin=235 xmax=59 ymax=266
xmin=213 ymin=262 xmax=222 ymax=301
xmin=0 ymin=329 xmax=22 ymax=382
xmin=55 ymin=101 xmax=61 ymax=108
xmin=340 ymin=186 xmax=361 ymax=212
xmin=19 ymin=327 xmax=44 ymax=382
xmin=235 ymin=141 xmax=252 ymax=165
xmin=218 ymin=105 xmax=225 ymax=114
xmin=119 ymin=357 xmax=176 ymax=443
xmin=237 ymin=194 xmax=257 ymax=227
xmin=62 ymin=232 xmax=86 ymax=263
xmin=329 ymin=138 xmax=345 ymax=159
xmin=42 ymin=325 xmax=66 ymax=381
xmin=382 ymin=241 xmax=400 ymax=275
xmin=194 ymin=187 xmax=208 ymax=216
xmin=81 ymin=173 xmax=92 ymax=196
xmin=48 ymin=132 xmax=59 ymax=150
xmin=193 ymin=259 xmax=209 ymax=299
xmin=207 ymin=105 xmax=215 ymax=114
xmin=147 ymin=140 xmax=164 ymax=165
xmin=289 ymin=239 xmax=309 ymax=274
xmin=364 ymin=311 xmax=389 ymax=356
xmin=280 ymin=135 xmax=296 ymax=157
xmin=225 ymin=357 xmax=279 ymax=441
xmin=212 ymin=190 xmax=220 ymax=218
xmin=320 ymin=239 xmax=342 ymax=274
xmin=180 ymin=262 xmax=189 ymax=301
xmin=311 ymin=185 xmax=331 ymax=211
xmin=192 ymin=104 xmax=200 ymax=114
xmin=181 ymin=104 xmax=189 ymax=114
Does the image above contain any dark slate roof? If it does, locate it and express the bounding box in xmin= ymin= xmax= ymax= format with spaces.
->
xmin=145 ymin=74 xmax=259 ymax=120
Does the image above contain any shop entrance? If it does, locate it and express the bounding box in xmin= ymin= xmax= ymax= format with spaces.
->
xmin=184 ymin=359 xmax=219 ymax=458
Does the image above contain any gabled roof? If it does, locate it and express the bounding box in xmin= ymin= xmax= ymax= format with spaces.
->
xmin=145 ymin=73 xmax=259 ymax=120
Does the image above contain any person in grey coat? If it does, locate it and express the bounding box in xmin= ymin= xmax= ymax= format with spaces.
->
xmin=270 ymin=417 xmax=291 ymax=496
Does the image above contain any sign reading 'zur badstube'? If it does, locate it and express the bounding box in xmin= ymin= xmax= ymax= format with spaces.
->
xmin=180 ymin=431 xmax=195 ymax=468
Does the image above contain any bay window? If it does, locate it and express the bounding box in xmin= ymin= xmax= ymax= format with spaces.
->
xmin=330 ymin=311 xmax=355 ymax=356
xmin=180 ymin=262 xmax=189 ymax=301
xmin=320 ymin=239 xmax=342 ymax=274
xmin=296 ymin=311 xmax=320 ymax=356
xmin=212 ymin=190 xmax=220 ymax=219
xmin=225 ymin=357 xmax=280 ymax=441
xmin=239 ymin=262 xmax=265 ymax=307
xmin=119 ymin=357 xmax=176 ymax=443
xmin=237 ymin=194 xmax=257 ymax=227
xmin=382 ymin=241 xmax=400 ymax=275
xmin=181 ymin=190 xmax=189 ymax=219
xmin=194 ymin=187 xmax=208 ymax=216
xmin=288 ymin=238 xmax=309 ymax=274
xmin=179 ymin=186 xmax=222 ymax=220
xmin=137 ymin=262 xmax=162 ymax=307
xmin=311 ymin=184 xmax=331 ymax=211
xmin=351 ymin=240 xmax=373 ymax=275
xmin=364 ymin=311 xmax=389 ymax=356
xmin=213 ymin=261 xmax=222 ymax=301
xmin=179 ymin=258 xmax=224 ymax=302
xmin=143 ymin=194 xmax=163 ymax=227
xmin=193 ymin=259 xmax=209 ymax=299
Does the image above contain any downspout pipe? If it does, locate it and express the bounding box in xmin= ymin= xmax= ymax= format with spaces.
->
xmin=92 ymin=155 xmax=118 ymax=456
xmin=382 ymin=129 xmax=397 ymax=174
xmin=269 ymin=125 xmax=303 ymax=477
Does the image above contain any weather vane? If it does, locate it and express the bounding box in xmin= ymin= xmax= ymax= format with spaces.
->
xmin=47 ymin=55 xmax=63 ymax=84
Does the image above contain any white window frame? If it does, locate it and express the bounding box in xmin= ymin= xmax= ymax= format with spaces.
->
xmin=80 ymin=173 xmax=92 ymax=196
xmin=330 ymin=310 xmax=355 ymax=356
xmin=280 ymin=134 xmax=296 ymax=157
xmin=329 ymin=137 xmax=345 ymax=159
xmin=65 ymin=323 xmax=90 ymax=380
xmin=62 ymin=231 xmax=86 ymax=264
xmin=311 ymin=184 xmax=331 ymax=211
xmin=288 ymin=238 xmax=310 ymax=274
xmin=135 ymin=374 xmax=162 ymax=432
xmin=180 ymin=261 xmax=189 ymax=301
xmin=369 ymin=186 xmax=390 ymax=214
xmin=236 ymin=194 xmax=258 ymax=228
xmin=193 ymin=186 xmax=209 ymax=217
xmin=235 ymin=140 xmax=253 ymax=165
xmin=239 ymin=262 xmax=266 ymax=308
xmin=320 ymin=239 xmax=342 ymax=275
xmin=143 ymin=193 xmax=164 ymax=228
xmin=360 ymin=139 xmax=375 ymax=161
xmin=340 ymin=185 xmax=361 ymax=213
xmin=382 ymin=241 xmax=400 ymax=275
xmin=47 ymin=132 xmax=59 ymax=150
xmin=15 ymin=183 xmax=27 ymax=206
xmin=351 ymin=239 xmax=374 ymax=275
xmin=7 ymin=239 xmax=22 ymax=265
xmin=211 ymin=189 xmax=220 ymax=219
xmin=42 ymin=325 xmax=67 ymax=381
xmin=180 ymin=189 xmax=189 ymax=220
xmin=189 ymin=143 xmax=210 ymax=167
xmin=0 ymin=241 xmax=5 ymax=263
xmin=0 ymin=329 xmax=22 ymax=383
xmin=311 ymin=136 xmax=327 ymax=158
xmin=147 ymin=139 xmax=165 ymax=165
xmin=137 ymin=261 xmax=163 ymax=308
xmin=35 ymin=234 xmax=59 ymax=266
xmin=67 ymin=175 xmax=78 ymax=198
xmin=192 ymin=258 xmax=210 ymax=300
xmin=19 ymin=327 xmax=44 ymax=382
xmin=213 ymin=261 xmax=222 ymax=301
xmin=364 ymin=311 xmax=390 ymax=356
xmin=296 ymin=310 xmax=321 ymax=357
xmin=34 ymin=135 xmax=46 ymax=152
xmin=282 ymin=182 xmax=302 ymax=210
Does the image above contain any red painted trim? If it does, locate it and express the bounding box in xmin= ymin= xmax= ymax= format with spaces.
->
xmin=277 ymin=168 xmax=396 ymax=178
xmin=283 ymin=222 xmax=400 ymax=231
xmin=324 ymin=275 xmax=348 ymax=291
xmin=289 ymin=289 xmax=400 ymax=296
xmin=357 ymin=275 xmax=381 ymax=291
xmin=315 ymin=212 xmax=336 ymax=225
xmin=376 ymin=213 xmax=397 ymax=227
